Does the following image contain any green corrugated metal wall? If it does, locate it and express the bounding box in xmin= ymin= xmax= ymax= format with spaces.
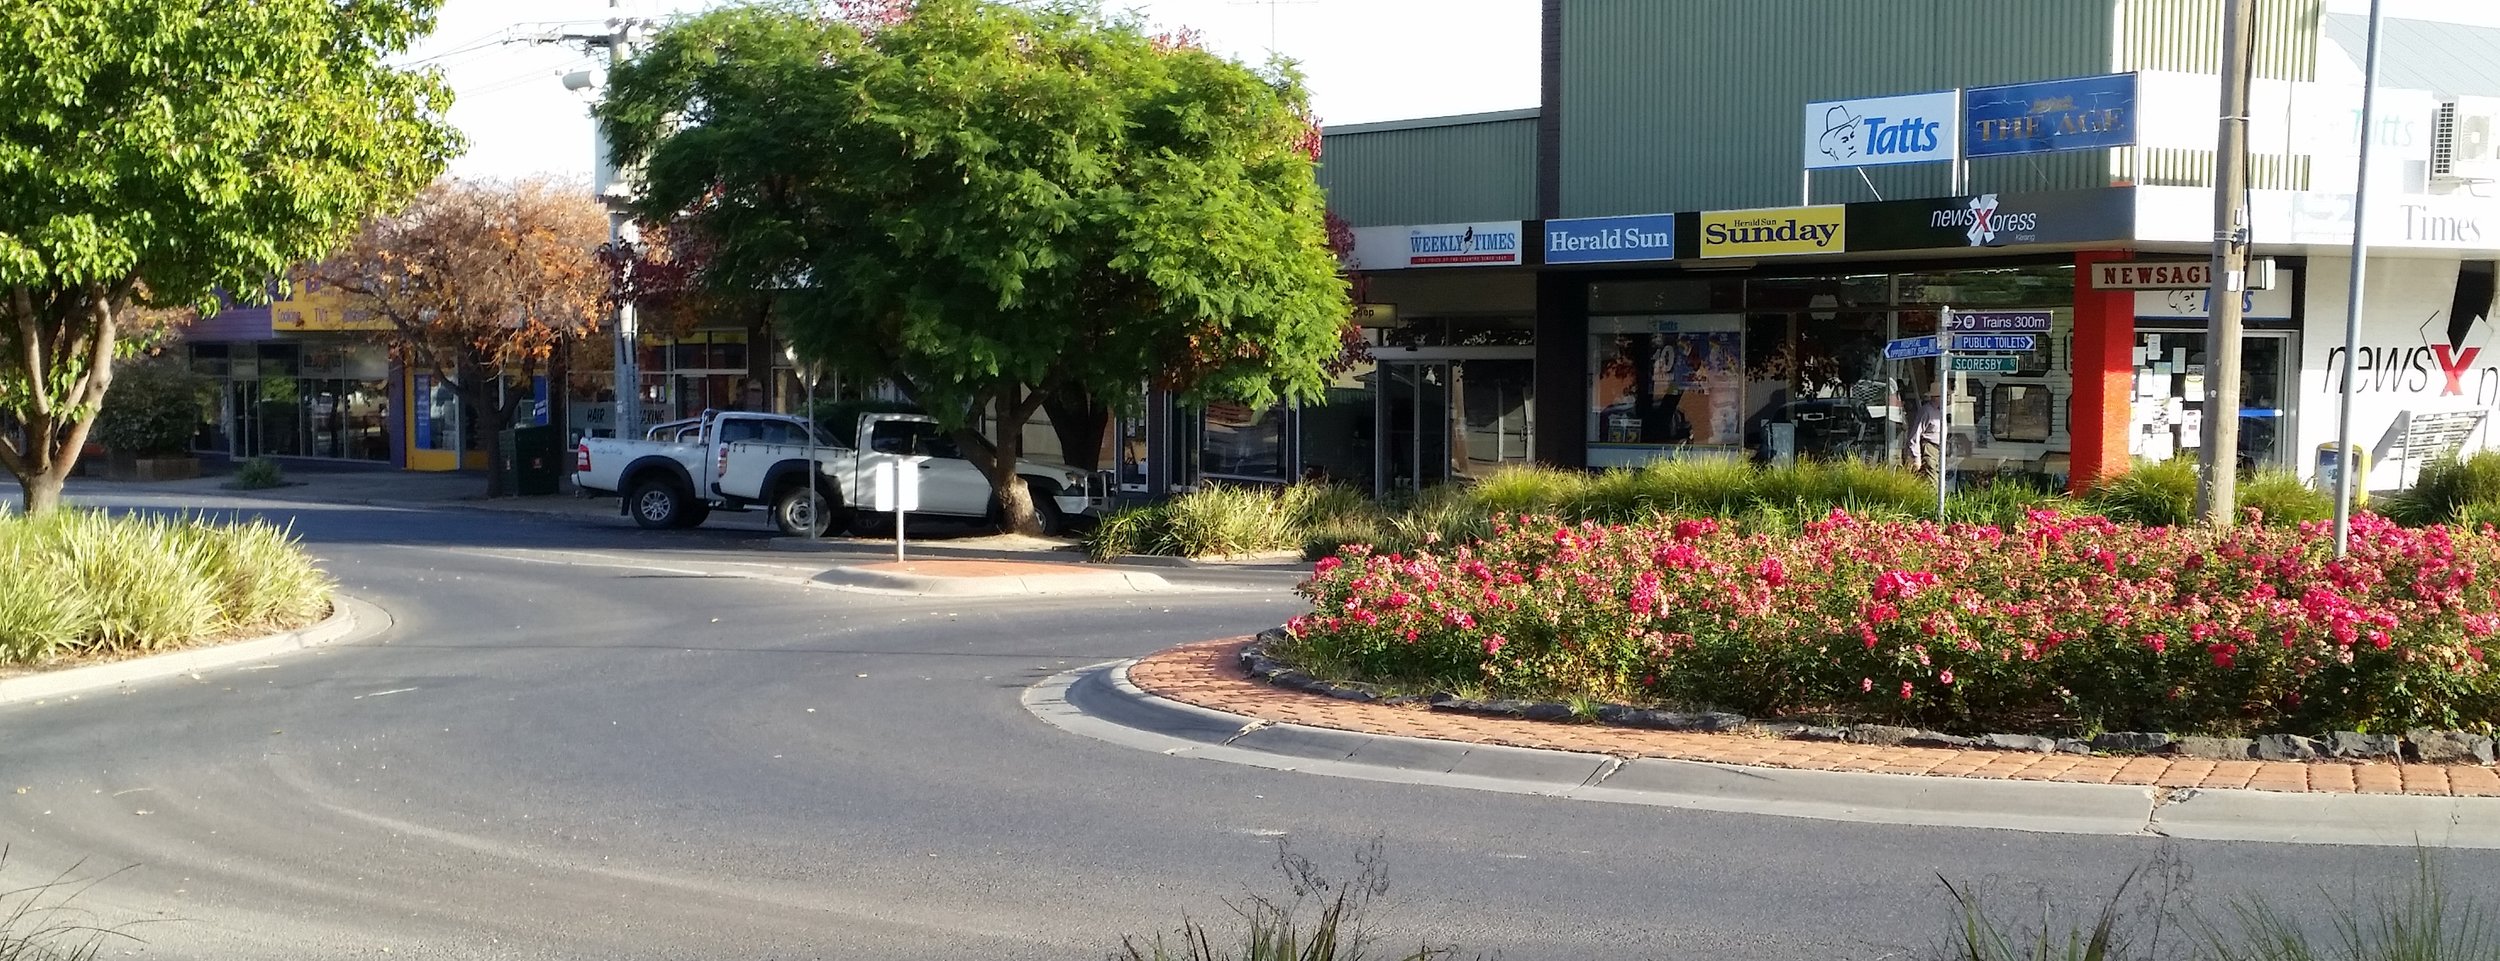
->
xmin=2112 ymin=0 xmax=2321 ymax=190
xmin=1317 ymin=117 xmax=1539 ymax=227
xmin=1556 ymin=0 xmax=2322 ymax=215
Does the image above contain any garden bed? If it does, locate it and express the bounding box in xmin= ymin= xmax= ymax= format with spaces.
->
xmin=1279 ymin=509 xmax=2500 ymax=744
xmin=0 ymin=509 xmax=334 ymax=667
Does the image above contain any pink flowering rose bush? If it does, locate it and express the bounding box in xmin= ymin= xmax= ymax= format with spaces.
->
xmin=1284 ymin=510 xmax=2500 ymax=735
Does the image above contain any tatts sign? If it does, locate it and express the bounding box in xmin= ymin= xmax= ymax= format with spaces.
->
xmin=1698 ymin=206 xmax=1847 ymax=258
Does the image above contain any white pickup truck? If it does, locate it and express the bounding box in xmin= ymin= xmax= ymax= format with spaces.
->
xmin=572 ymin=410 xmax=1098 ymax=536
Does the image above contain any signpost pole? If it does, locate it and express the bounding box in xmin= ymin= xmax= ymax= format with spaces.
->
xmin=1800 ymin=169 xmax=1810 ymax=206
xmin=895 ymin=466 xmax=908 ymax=563
xmin=2331 ymin=0 xmax=2388 ymax=559
xmin=2198 ymin=0 xmax=2256 ymax=526
xmin=804 ymin=368 xmax=817 ymax=544
xmin=1937 ymin=307 xmax=1953 ymax=522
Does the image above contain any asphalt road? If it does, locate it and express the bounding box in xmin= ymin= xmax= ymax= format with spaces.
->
xmin=2 ymin=495 xmax=2493 ymax=961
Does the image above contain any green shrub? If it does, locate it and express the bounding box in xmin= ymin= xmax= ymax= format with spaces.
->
xmin=230 ymin=457 xmax=286 ymax=490
xmin=2086 ymin=458 xmax=2200 ymax=527
xmin=1084 ymin=505 xmax=1168 ymax=561
xmin=1943 ymin=475 xmax=2072 ymax=529
xmin=1158 ymin=485 xmax=1302 ymax=558
xmin=1117 ymin=842 xmax=1469 ymax=961
xmin=2235 ymin=469 xmax=2333 ymax=526
xmin=2388 ymin=450 xmax=2500 ymax=527
xmin=93 ymin=357 xmax=207 ymax=457
xmin=1457 ymin=464 xmax=1587 ymax=520
xmin=0 ymin=510 xmax=332 ymax=665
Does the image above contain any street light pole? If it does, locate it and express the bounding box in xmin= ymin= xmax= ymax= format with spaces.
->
xmin=2197 ymin=0 xmax=2256 ymax=526
xmin=2331 ymin=0 xmax=2390 ymax=558
xmin=564 ymin=2 xmax=642 ymax=441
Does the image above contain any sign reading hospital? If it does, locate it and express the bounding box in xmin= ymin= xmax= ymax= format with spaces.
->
xmin=1963 ymin=73 xmax=2138 ymax=157
xmin=1698 ymin=206 xmax=1845 ymax=258
xmin=1544 ymin=213 xmax=1676 ymax=264
xmin=1404 ymin=221 xmax=1522 ymax=267
xmin=1804 ymin=90 xmax=1960 ymax=169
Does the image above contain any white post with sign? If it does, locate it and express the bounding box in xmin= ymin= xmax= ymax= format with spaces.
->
xmin=871 ymin=458 xmax=923 ymax=562
xmin=1937 ymin=307 xmax=1953 ymax=521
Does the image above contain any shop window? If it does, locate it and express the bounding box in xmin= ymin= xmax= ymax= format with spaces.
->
xmin=1200 ymin=401 xmax=1288 ymax=482
xmin=1897 ymin=265 xmax=2072 ymax=308
xmin=1588 ymin=279 xmax=1742 ymax=314
xmin=189 ymin=343 xmax=230 ymax=377
xmin=1589 ymin=317 xmax=1745 ymax=458
xmin=1989 ymin=384 xmax=2054 ymax=443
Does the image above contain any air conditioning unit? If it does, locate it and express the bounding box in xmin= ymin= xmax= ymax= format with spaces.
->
xmin=2433 ymin=97 xmax=2500 ymax=181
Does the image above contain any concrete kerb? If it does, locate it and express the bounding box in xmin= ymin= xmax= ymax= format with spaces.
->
xmin=1022 ymin=659 xmax=2500 ymax=848
xmin=812 ymin=565 xmax=1175 ymax=596
xmin=0 ymin=595 xmax=388 ymax=708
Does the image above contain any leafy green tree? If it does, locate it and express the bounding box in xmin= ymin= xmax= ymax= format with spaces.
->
xmin=0 ymin=1 xmax=458 ymax=513
xmin=601 ymin=0 xmax=1350 ymax=532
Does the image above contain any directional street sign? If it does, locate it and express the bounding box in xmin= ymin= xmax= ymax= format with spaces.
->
xmin=1884 ymin=335 xmax=1942 ymax=360
xmin=1951 ymin=355 xmax=2021 ymax=373
xmin=1950 ymin=333 xmax=2039 ymax=352
xmin=1947 ymin=310 xmax=2055 ymax=333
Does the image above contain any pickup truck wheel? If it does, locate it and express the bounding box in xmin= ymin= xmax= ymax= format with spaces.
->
xmin=772 ymin=486 xmax=838 ymax=538
xmin=629 ymin=480 xmax=689 ymax=530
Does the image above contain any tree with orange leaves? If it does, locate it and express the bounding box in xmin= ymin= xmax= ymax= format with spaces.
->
xmin=314 ymin=179 xmax=609 ymax=497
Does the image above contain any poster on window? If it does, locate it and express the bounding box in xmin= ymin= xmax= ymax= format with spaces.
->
xmin=1591 ymin=319 xmax=1745 ymax=448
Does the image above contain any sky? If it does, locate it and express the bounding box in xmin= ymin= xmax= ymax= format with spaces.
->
xmin=404 ymin=0 xmax=1542 ymax=182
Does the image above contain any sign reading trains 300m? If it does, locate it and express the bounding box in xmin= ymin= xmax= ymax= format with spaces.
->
xmin=1698 ymin=206 xmax=1847 ymax=258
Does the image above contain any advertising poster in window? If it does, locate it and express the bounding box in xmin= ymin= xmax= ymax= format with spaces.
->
xmin=1591 ymin=318 xmax=1745 ymax=451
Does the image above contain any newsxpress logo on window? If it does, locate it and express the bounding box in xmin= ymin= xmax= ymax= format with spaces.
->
xmin=1698 ymin=206 xmax=1845 ymax=258
xmin=1404 ymin=222 xmax=1523 ymax=267
xmin=1545 ymin=214 xmax=1676 ymax=264
xmin=1803 ymin=90 xmax=1960 ymax=170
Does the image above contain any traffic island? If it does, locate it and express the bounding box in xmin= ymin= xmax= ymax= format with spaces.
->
xmin=1126 ymin=637 xmax=2500 ymax=798
xmin=814 ymin=559 xmax=1173 ymax=596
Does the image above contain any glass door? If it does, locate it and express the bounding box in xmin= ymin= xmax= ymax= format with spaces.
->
xmin=2132 ymin=330 xmax=2295 ymax=471
xmin=1450 ymin=358 xmax=1534 ymax=481
xmin=1376 ymin=361 xmax=1451 ymax=498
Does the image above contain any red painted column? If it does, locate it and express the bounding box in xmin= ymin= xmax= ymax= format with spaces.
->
xmin=2068 ymin=251 xmax=2135 ymax=494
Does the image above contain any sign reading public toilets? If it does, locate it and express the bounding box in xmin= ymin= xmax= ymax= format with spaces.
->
xmin=1544 ymin=213 xmax=1676 ymax=264
xmin=1698 ymin=206 xmax=1846 ymax=258
xmin=1803 ymin=90 xmax=1961 ymax=169
xmin=1963 ymin=73 xmax=2138 ymax=157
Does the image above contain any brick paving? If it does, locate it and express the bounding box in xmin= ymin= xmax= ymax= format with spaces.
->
xmin=1127 ymin=637 xmax=2500 ymax=797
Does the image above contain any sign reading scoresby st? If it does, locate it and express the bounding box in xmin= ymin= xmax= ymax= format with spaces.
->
xmin=1963 ymin=72 xmax=2137 ymax=157
xmin=1848 ymin=188 xmax=2134 ymax=252
xmin=1698 ymin=206 xmax=1846 ymax=258
xmin=1545 ymin=214 xmax=1676 ymax=264
xmin=1803 ymin=89 xmax=1960 ymax=170
xmin=1404 ymin=221 xmax=1524 ymax=267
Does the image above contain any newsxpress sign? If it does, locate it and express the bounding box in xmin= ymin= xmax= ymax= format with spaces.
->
xmin=1698 ymin=206 xmax=1846 ymax=258
xmin=1964 ymin=73 xmax=2138 ymax=157
xmin=1804 ymin=90 xmax=1960 ymax=169
xmin=1847 ymin=188 xmax=2135 ymax=251
xmin=1545 ymin=214 xmax=1676 ymax=264
xmin=1404 ymin=222 xmax=1523 ymax=267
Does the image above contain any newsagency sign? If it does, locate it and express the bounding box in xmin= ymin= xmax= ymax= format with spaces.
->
xmin=1698 ymin=206 xmax=1846 ymax=258
xmin=1545 ymin=213 xmax=1676 ymax=264
xmin=1804 ymin=89 xmax=1961 ymax=169
xmin=1847 ymin=188 xmax=2134 ymax=251
xmin=1404 ymin=221 xmax=1524 ymax=267
xmin=1964 ymin=72 xmax=2138 ymax=157
xmin=1344 ymin=222 xmax=1525 ymax=270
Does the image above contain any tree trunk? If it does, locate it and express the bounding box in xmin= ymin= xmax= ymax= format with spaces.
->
xmin=955 ymin=381 xmax=1052 ymax=536
xmin=1041 ymin=387 xmax=1109 ymax=473
xmin=477 ymin=401 xmax=511 ymax=499
xmin=16 ymin=469 xmax=63 ymax=515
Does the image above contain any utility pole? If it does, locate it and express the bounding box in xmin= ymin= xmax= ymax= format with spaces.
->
xmin=559 ymin=3 xmax=642 ymax=440
xmin=2197 ymin=0 xmax=2255 ymax=527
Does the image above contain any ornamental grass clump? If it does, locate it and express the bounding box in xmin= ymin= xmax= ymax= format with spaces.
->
xmin=1288 ymin=509 xmax=2500 ymax=736
xmin=0 ymin=510 xmax=333 ymax=666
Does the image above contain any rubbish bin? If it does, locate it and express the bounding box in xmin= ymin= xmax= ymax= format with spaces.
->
xmin=500 ymin=425 xmax=566 ymax=496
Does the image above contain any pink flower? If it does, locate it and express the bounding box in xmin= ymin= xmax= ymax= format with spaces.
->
xmin=1482 ymin=634 xmax=1505 ymax=655
xmin=2146 ymin=633 xmax=2168 ymax=654
xmin=1900 ymin=681 xmax=1915 ymax=700
xmin=1862 ymin=677 xmax=1874 ymax=693
xmin=1938 ymin=669 xmax=1955 ymax=685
